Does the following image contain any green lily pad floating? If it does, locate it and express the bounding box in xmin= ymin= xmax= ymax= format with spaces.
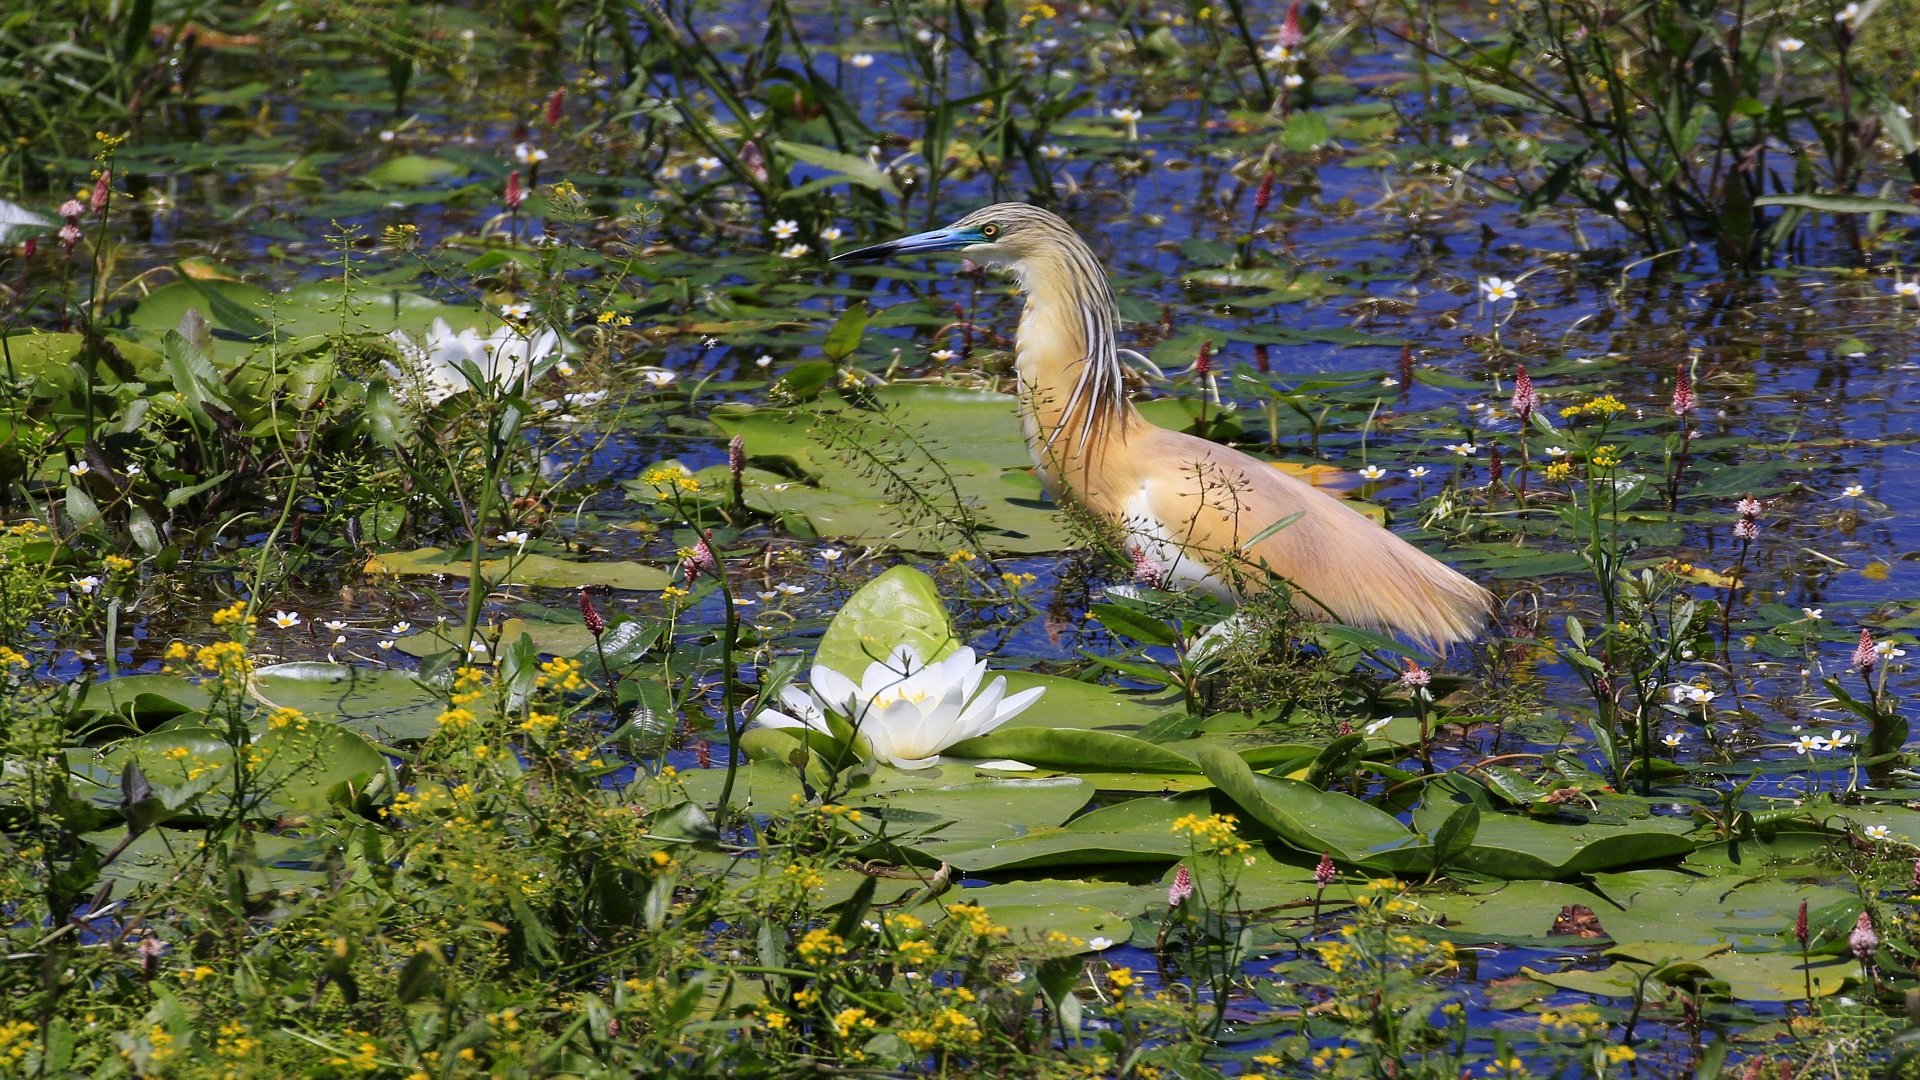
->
xmin=704 ymin=385 xmax=1073 ymax=554
xmin=1522 ymin=947 xmax=1857 ymax=1003
xmin=0 ymin=331 xmax=164 ymax=387
xmin=936 ymin=879 xmax=1142 ymax=948
xmin=362 ymin=154 xmax=469 ymax=188
xmin=84 ymin=827 xmax=330 ymax=894
xmin=1410 ymin=778 xmax=1699 ymax=880
xmin=96 ymin=714 xmax=387 ymax=815
xmin=945 ymin=727 xmax=1200 ymax=774
xmin=124 ymin=279 xmax=472 ymax=342
xmin=814 ymin=565 xmax=960 ymax=675
xmin=365 ymin=547 xmax=670 ymax=591
xmin=250 ymin=662 xmax=449 ymax=742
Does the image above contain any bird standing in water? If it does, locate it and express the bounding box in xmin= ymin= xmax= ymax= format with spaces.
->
xmin=834 ymin=203 xmax=1490 ymax=647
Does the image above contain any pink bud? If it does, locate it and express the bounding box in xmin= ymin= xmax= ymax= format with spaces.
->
xmin=1254 ymin=343 xmax=1270 ymax=374
xmin=1794 ymin=899 xmax=1808 ymax=947
xmin=90 ymin=170 xmax=111 ymax=214
xmin=1737 ymin=495 xmax=1762 ymax=518
xmin=1130 ymin=545 xmax=1166 ymax=589
xmin=59 ymin=223 xmax=82 ymax=255
xmin=578 ymin=589 xmax=605 ymax=636
xmin=1314 ymin=852 xmax=1336 ymax=888
xmin=1509 ymin=365 xmax=1537 ymax=424
xmin=1278 ymin=1 xmax=1305 ymax=48
xmin=1488 ymin=444 xmax=1504 ymax=487
xmin=1671 ymin=367 xmax=1696 ymax=416
xmin=58 ymin=199 xmax=84 ymax=221
xmin=505 ymin=169 xmax=525 ymax=210
xmin=694 ymin=740 xmax=712 ymax=769
xmin=728 ymin=434 xmax=745 ymax=483
xmin=1398 ymin=344 xmax=1414 ymax=387
xmin=1849 ymin=910 xmax=1878 ymax=961
xmin=1195 ymin=339 xmax=1211 ymax=378
xmin=1168 ymin=864 xmax=1194 ymax=908
xmin=1856 ymin=628 xmax=1879 ymax=672
xmin=545 ymin=88 xmax=565 ymax=127
xmin=20 ymin=237 xmax=36 ymax=258
xmin=1253 ymin=171 xmax=1274 ymax=213
xmin=681 ymin=531 xmax=720 ymax=583
xmin=1733 ymin=517 xmax=1759 ymax=542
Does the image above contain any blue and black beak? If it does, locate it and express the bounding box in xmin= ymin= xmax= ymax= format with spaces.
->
xmin=830 ymin=225 xmax=985 ymax=263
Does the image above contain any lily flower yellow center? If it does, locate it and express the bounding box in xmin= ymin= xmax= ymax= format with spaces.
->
xmin=754 ymin=644 xmax=1044 ymax=770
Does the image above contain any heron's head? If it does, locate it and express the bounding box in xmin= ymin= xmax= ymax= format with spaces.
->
xmin=830 ymin=203 xmax=1082 ymax=269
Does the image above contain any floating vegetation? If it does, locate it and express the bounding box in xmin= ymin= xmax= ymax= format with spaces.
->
xmin=6 ymin=0 xmax=1920 ymax=1076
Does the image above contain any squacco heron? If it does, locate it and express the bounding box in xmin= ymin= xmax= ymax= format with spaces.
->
xmin=834 ymin=203 xmax=1491 ymax=646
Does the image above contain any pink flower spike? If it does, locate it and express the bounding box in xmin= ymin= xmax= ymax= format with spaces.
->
xmin=578 ymin=589 xmax=605 ymax=636
xmin=90 ymin=170 xmax=111 ymax=213
xmin=1855 ymin=628 xmax=1879 ymax=672
xmin=1510 ymin=364 xmax=1538 ymax=424
xmin=545 ymin=88 xmax=566 ymax=127
xmin=681 ymin=531 xmax=720 ymax=582
xmin=1277 ymin=1 xmax=1305 ymax=48
xmin=58 ymin=199 xmax=84 ymax=221
xmin=1671 ymin=366 xmax=1696 ymax=416
xmin=1314 ymin=852 xmax=1336 ymax=888
xmin=1130 ymin=546 xmax=1166 ymax=589
xmin=1168 ymin=864 xmax=1194 ymax=908
xmin=505 ymin=169 xmax=525 ymax=210
xmin=1849 ymin=910 xmax=1878 ymax=961
xmin=1400 ymin=657 xmax=1431 ymax=689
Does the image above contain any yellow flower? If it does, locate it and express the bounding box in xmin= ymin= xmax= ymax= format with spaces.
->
xmin=1543 ymin=461 xmax=1573 ymax=482
xmin=211 ymin=600 xmax=252 ymax=627
xmin=1589 ymin=445 xmax=1622 ymax=468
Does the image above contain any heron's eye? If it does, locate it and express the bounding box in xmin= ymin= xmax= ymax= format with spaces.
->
xmin=980 ymin=222 xmax=1000 ymax=238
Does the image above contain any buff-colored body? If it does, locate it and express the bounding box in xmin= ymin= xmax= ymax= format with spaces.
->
xmin=857 ymin=203 xmax=1493 ymax=646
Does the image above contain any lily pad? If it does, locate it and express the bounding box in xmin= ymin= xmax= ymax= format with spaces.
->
xmin=814 ymin=565 xmax=958 ymax=675
xmin=364 ymin=547 xmax=670 ymax=591
xmin=250 ymin=662 xmax=449 ymax=742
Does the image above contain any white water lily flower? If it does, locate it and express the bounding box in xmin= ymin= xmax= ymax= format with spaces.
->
xmin=755 ymin=644 xmax=1045 ymax=770
xmin=384 ymin=319 xmax=561 ymax=405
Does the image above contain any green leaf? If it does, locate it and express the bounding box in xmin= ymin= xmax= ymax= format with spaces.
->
xmin=821 ymin=302 xmax=870 ymax=362
xmin=815 ymin=565 xmax=958 ymax=676
xmin=363 ymin=154 xmax=469 ymax=188
xmin=945 ymin=727 xmax=1202 ymax=773
xmin=774 ymin=140 xmax=902 ymax=197
xmin=1754 ymin=193 xmax=1920 ymax=215
xmin=1196 ymin=746 xmax=1429 ymax=870
xmin=364 ymin=548 xmax=670 ymax=591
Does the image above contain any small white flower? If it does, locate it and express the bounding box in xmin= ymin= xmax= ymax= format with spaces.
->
xmin=498 ymin=530 xmax=529 ymax=545
xmin=1544 ymin=446 xmax=1570 ymax=457
xmin=68 ymin=461 xmax=90 ymax=477
xmin=1831 ymin=730 xmax=1857 ymax=748
xmin=1867 ymin=824 xmax=1891 ymax=840
xmin=1363 ymin=717 xmax=1391 ymax=736
xmin=1843 ymin=484 xmax=1865 ymax=497
xmin=821 ymin=547 xmax=844 ymax=562
xmin=1876 ymin=641 xmax=1907 ymax=659
xmin=378 ymin=129 xmax=396 ymax=143
xmin=1359 ymin=464 xmax=1386 ymax=480
xmin=771 ymin=219 xmax=800 ymax=240
xmin=1407 ymin=466 xmax=1430 ymax=479
xmin=500 ymin=302 xmax=532 ymax=320
xmin=820 ymin=226 xmax=843 ymax=242
xmin=849 ymin=53 xmax=875 ymax=68
xmin=1662 ymin=732 xmax=1685 ymax=747
xmin=1480 ymin=277 xmax=1520 ymax=302
xmin=1514 ymin=138 xmax=1531 ymax=151
xmin=1006 ymin=970 xmax=1028 ymax=984
xmin=1381 ymin=376 xmax=1400 ymax=387
xmin=781 ymin=243 xmax=811 ymax=259
xmin=377 ymin=639 xmax=395 ymax=650
xmin=1793 ymin=734 xmax=1826 ymax=755
xmin=732 ymin=597 xmax=755 ymax=606
xmin=1041 ymin=144 xmax=1067 ymax=159
xmin=390 ymin=621 xmax=412 ymax=634
xmin=755 ymin=354 xmax=774 ymax=368
xmin=1444 ymin=442 xmax=1478 ymax=456
xmin=333 ymin=634 xmax=347 ymax=645
xmin=930 ymin=348 xmax=956 ymax=362
xmin=125 ymin=463 xmax=141 ymax=476
xmin=1836 ymin=3 xmax=1859 ymax=24
xmin=555 ymin=360 xmax=576 ymax=377
xmin=1110 ymin=107 xmax=1143 ymax=122
xmin=1777 ymin=37 xmax=1805 ymax=52
xmin=1614 ymin=198 xmax=1631 ymax=212
xmin=1283 ymin=73 xmax=1304 ymax=89
xmin=69 ymin=575 xmax=100 ymax=594
xmin=1802 ymin=608 xmax=1823 ymax=620
xmin=1087 ymin=936 xmax=1115 ymax=951
xmin=324 ymin=620 xmax=349 ymax=632
xmin=271 ymin=610 xmax=302 ymax=629
xmin=643 ymin=369 xmax=677 ymax=388
xmin=1449 ymin=133 xmax=1472 ymax=149
xmin=1689 ymin=687 xmax=1717 ymax=705
xmin=513 ymin=144 xmax=550 ymax=164
xmin=696 ymin=156 xmax=722 ymax=172
xmin=1897 ymin=282 xmax=1920 ymax=298
xmin=1263 ymin=44 xmax=1293 ymax=62
xmin=777 ymin=584 xmax=806 ymax=595
xmin=757 ymin=590 xmax=779 ymax=601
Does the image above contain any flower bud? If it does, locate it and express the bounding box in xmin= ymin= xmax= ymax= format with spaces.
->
xmin=1794 ymin=899 xmax=1808 ymax=947
xmin=1278 ymin=1 xmax=1305 ymax=49
xmin=1855 ymin=628 xmax=1879 ymax=672
xmin=1400 ymin=657 xmax=1431 ymax=689
xmin=90 ymin=170 xmax=111 ymax=213
xmin=58 ymin=199 xmax=84 ymax=221
xmin=1168 ymin=864 xmax=1194 ymax=908
xmin=1254 ymin=170 xmax=1274 ymax=213
xmin=1849 ymin=910 xmax=1877 ymax=962
xmin=505 ymin=169 xmax=525 ymax=210
xmin=578 ymin=588 xmax=605 ymax=636
xmin=1314 ymin=852 xmax=1336 ymax=888
xmin=545 ymin=88 xmax=565 ymax=127
xmin=1194 ymin=339 xmax=1211 ymax=378
xmin=1130 ymin=545 xmax=1166 ymax=589
xmin=1510 ymin=364 xmax=1537 ymax=424
xmin=1671 ymin=366 xmax=1696 ymax=416
xmin=1254 ymin=343 xmax=1270 ymax=374
xmin=728 ymin=434 xmax=745 ymax=483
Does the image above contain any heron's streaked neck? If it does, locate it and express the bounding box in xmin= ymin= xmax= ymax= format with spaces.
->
xmin=1006 ymin=250 xmax=1134 ymax=472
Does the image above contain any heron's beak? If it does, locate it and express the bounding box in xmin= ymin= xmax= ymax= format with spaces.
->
xmin=830 ymin=226 xmax=978 ymax=262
